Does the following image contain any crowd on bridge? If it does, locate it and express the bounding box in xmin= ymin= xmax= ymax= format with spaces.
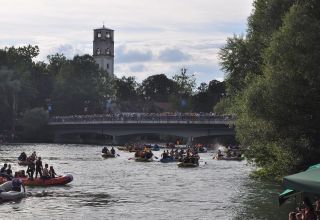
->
xmin=49 ymin=112 xmax=235 ymax=123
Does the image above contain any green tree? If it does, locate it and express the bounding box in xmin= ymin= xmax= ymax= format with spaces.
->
xmin=20 ymin=107 xmax=49 ymax=140
xmin=140 ymin=74 xmax=178 ymax=102
xmin=235 ymin=0 xmax=320 ymax=179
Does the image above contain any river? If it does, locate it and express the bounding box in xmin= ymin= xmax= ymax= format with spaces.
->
xmin=0 ymin=143 xmax=294 ymax=219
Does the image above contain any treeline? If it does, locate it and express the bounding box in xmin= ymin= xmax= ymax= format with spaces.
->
xmin=217 ymin=0 xmax=320 ymax=179
xmin=0 ymin=46 xmax=225 ymax=139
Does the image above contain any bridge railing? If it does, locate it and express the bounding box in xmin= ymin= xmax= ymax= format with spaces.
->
xmin=48 ymin=113 xmax=235 ymax=125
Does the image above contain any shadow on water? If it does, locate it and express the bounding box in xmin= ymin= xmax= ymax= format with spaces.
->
xmin=232 ymin=179 xmax=296 ymax=219
xmin=27 ymin=190 xmax=116 ymax=208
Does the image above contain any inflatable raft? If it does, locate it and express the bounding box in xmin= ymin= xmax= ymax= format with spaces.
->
xmin=20 ymin=174 xmax=73 ymax=186
xmin=160 ymin=157 xmax=177 ymax=163
xmin=177 ymin=162 xmax=199 ymax=168
xmin=135 ymin=157 xmax=153 ymax=162
xmin=0 ymin=181 xmax=26 ymax=202
xmin=101 ymin=153 xmax=116 ymax=158
xmin=18 ymin=160 xmax=33 ymax=166
xmin=214 ymin=155 xmax=244 ymax=161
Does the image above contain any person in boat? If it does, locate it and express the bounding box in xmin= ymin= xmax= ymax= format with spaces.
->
xmin=35 ymin=157 xmax=43 ymax=178
xmin=30 ymin=151 xmax=37 ymax=161
xmin=41 ymin=164 xmax=50 ymax=180
xmin=49 ymin=166 xmax=57 ymax=178
xmin=110 ymin=147 xmax=115 ymax=155
xmin=179 ymin=149 xmax=184 ymax=157
xmin=11 ymin=178 xmax=25 ymax=192
xmin=0 ymin=163 xmax=7 ymax=173
xmin=6 ymin=164 xmax=12 ymax=177
xmin=27 ymin=161 xmax=35 ymax=180
xmin=170 ymin=149 xmax=174 ymax=158
xmin=102 ymin=147 xmax=109 ymax=154
xmin=18 ymin=152 xmax=27 ymax=161
xmin=217 ymin=149 xmax=223 ymax=157
xmin=161 ymin=150 xmax=168 ymax=159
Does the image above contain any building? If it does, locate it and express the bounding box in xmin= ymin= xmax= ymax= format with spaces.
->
xmin=93 ymin=25 xmax=114 ymax=76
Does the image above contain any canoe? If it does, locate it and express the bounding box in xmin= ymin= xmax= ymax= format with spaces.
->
xmin=135 ymin=157 xmax=153 ymax=162
xmin=18 ymin=160 xmax=33 ymax=166
xmin=101 ymin=153 xmax=115 ymax=158
xmin=0 ymin=181 xmax=26 ymax=201
xmin=160 ymin=157 xmax=177 ymax=163
xmin=20 ymin=174 xmax=73 ymax=186
xmin=177 ymin=162 xmax=199 ymax=168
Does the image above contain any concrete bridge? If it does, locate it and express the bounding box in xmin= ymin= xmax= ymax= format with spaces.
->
xmin=48 ymin=114 xmax=235 ymax=144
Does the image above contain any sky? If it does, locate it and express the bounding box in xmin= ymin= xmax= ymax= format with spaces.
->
xmin=0 ymin=0 xmax=253 ymax=84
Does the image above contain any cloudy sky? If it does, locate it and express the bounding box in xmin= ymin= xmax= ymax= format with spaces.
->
xmin=0 ymin=0 xmax=253 ymax=84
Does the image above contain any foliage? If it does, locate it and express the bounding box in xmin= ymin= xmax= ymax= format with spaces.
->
xmin=219 ymin=0 xmax=320 ymax=179
xmin=20 ymin=107 xmax=49 ymax=140
xmin=140 ymin=74 xmax=178 ymax=102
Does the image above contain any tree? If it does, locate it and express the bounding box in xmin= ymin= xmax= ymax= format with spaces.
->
xmin=235 ymin=0 xmax=320 ymax=179
xmin=172 ymin=68 xmax=196 ymax=96
xmin=20 ymin=107 xmax=49 ymax=140
xmin=114 ymin=76 xmax=139 ymax=101
xmin=140 ymin=74 xmax=178 ymax=102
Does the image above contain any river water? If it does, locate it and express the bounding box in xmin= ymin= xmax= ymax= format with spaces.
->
xmin=0 ymin=144 xmax=294 ymax=219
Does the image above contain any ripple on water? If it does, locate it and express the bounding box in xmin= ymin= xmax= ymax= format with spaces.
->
xmin=0 ymin=143 xmax=292 ymax=219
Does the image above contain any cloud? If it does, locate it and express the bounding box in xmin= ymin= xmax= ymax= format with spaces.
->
xmin=115 ymin=45 xmax=153 ymax=63
xmin=130 ymin=64 xmax=145 ymax=72
xmin=158 ymin=48 xmax=191 ymax=62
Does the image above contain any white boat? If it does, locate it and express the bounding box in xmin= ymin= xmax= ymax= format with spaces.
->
xmin=0 ymin=181 xmax=26 ymax=202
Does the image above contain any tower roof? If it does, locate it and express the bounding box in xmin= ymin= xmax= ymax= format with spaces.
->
xmin=94 ymin=25 xmax=113 ymax=31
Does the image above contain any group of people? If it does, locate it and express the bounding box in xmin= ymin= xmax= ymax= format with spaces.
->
xmin=102 ymin=147 xmax=116 ymax=155
xmin=135 ymin=147 xmax=153 ymax=159
xmin=18 ymin=151 xmax=57 ymax=180
xmin=161 ymin=147 xmax=200 ymax=164
xmin=0 ymin=163 xmax=13 ymax=178
xmin=289 ymin=197 xmax=319 ymax=220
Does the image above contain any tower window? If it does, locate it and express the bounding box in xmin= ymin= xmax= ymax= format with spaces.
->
xmin=97 ymin=32 xmax=101 ymax=38
xmin=96 ymin=48 xmax=101 ymax=55
xmin=107 ymin=64 xmax=109 ymax=69
xmin=105 ymin=48 xmax=110 ymax=55
xmin=106 ymin=32 xmax=111 ymax=38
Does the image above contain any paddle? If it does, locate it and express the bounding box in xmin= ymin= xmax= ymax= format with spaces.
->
xmin=154 ymin=156 xmax=159 ymax=159
xmin=117 ymin=154 xmax=120 ymax=157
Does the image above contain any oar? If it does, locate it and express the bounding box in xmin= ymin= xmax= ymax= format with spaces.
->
xmin=154 ymin=156 xmax=159 ymax=159
xmin=117 ymin=154 xmax=120 ymax=157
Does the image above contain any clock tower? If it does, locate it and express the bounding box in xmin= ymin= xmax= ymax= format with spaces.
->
xmin=93 ymin=25 xmax=114 ymax=76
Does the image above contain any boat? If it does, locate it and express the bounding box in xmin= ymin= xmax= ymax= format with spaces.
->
xmin=213 ymin=155 xmax=244 ymax=161
xmin=101 ymin=153 xmax=116 ymax=158
xmin=117 ymin=146 xmax=128 ymax=151
xmin=177 ymin=162 xmax=199 ymax=168
xmin=0 ymin=181 xmax=26 ymax=202
xmin=198 ymin=147 xmax=208 ymax=153
xmin=20 ymin=174 xmax=73 ymax=186
xmin=18 ymin=160 xmax=33 ymax=166
xmin=160 ymin=157 xmax=177 ymax=163
xmin=135 ymin=157 xmax=153 ymax=162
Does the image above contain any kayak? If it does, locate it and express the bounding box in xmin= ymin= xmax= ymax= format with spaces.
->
xmin=0 ymin=181 xmax=26 ymax=202
xmin=101 ymin=153 xmax=116 ymax=158
xmin=177 ymin=162 xmax=199 ymax=168
xmin=135 ymin=157 xmax=153 ymax=162
xmin=160 ymin=157 xmax=177 ymax=163
xmin=20 ymin=174 xmax=73 ymax=186
xmin=18 ymin=160 xmax=33 ymax=166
